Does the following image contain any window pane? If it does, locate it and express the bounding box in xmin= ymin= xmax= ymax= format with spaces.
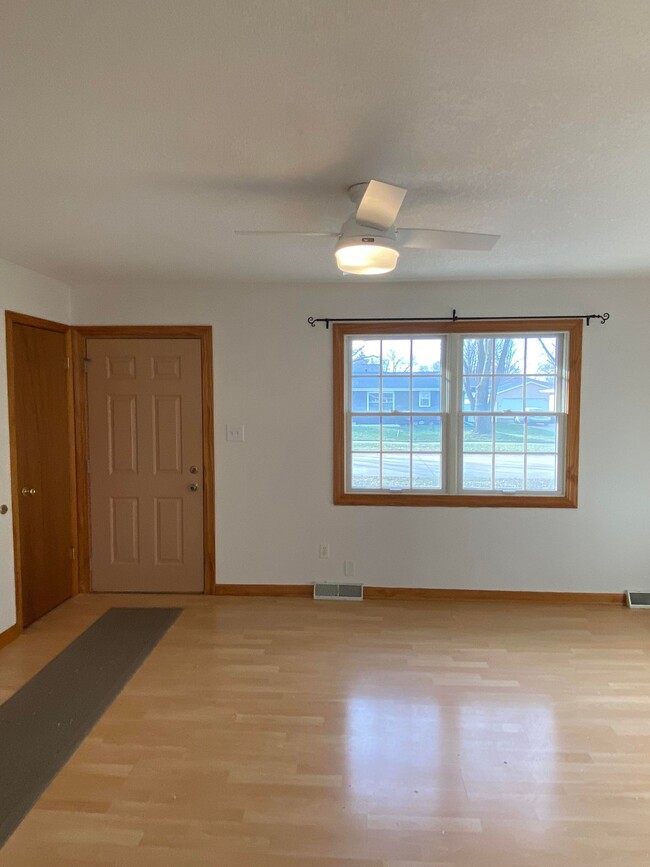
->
xmin=526 ymin=417 xmax=558 ymax=452
xmin=351 ymin=341 xmax=381 ymax=373
xmin=495 ymin=416 xmax=524 ymax=453
xmin=351 ymin=453 xmax=380 ymax=489
xmin=412 ymin=454 xmax=442 ymax=489
xmin=383 ymin=375 xmax=410 ymax=411
xmin=412 ymin=416 xmax=442 ymax=451
xmin=525 ymin=454 xmax=558 ymax=492
xmin=463 ymin=338 xmax=494 ymax=376
xmin=462 ymin=454 xmax=493 ymax=489
xmin=527 ymin=336 xmax=557 ymax=375
xmin=499 ymin=337 xmax=525 ymax=375
xmin=495 ymin=454 xmax=524 ymax=491
xmin=494 ymin=376 xmax=524 ymax=412
xmin=382 ymin=340 xmax=411 ymax=373
xmin=462 ymin=376 xmax=494 ymax=412
xmin=352 ymin=376 xmax=379 ymax=412
xmin=463 ymin=416 xmax=493 ymax=452
xmin=382 ymin=417 xmax=411 ymax=451
xmin=412 ymin=339 xmax=441 ymax=372
xmin=413 ymin=376 xmax=441 ymax=410
xmin=523 ymin=376 xmax=557 ymax=412
xmin=381 ymin=454 xmax=411 ymax=489
xmin=351 ymin=416 xmax=380 ymax=451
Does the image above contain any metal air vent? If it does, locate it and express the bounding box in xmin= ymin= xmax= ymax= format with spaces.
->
xmin=626 ymin=591 xmax=650 ymax=608
xmin=313 ymin=582 xmax=364 ymax=601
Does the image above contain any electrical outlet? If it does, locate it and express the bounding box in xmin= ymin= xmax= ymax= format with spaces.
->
xmin=344 ymin=560 xmax=355 ymax=578
xmin=226 ymin=424 xmax=245 ymax=442
xmin=318 ymin=544 xmax=330 ymax=560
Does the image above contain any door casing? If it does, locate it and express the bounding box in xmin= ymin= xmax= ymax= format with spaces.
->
xmin=6 ymin=317 xmax=216 ymax=633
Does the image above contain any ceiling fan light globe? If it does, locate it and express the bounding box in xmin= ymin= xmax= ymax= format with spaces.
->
xmin=334 ymin=235 xmax=399 ymax=276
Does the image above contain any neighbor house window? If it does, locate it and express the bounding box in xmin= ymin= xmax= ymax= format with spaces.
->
xmin=333 ymin=320 xmax=582 ymax=507
xmin=368 ymin=390 xmax=395 ymax=412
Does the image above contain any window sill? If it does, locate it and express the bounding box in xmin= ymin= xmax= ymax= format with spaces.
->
xmin=334 ymin=492 xmax=578 ymax=508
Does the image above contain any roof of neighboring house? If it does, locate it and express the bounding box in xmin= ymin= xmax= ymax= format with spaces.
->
xmin=494 ymin=377 xmax=554 ymax=395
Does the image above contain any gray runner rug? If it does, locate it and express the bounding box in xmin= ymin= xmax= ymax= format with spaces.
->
xmin=0 ymin=606 xmax=182 ymax=847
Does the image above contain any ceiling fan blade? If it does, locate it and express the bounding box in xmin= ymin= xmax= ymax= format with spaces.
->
xmin=356 ymin=180 xmax=407 ymax=230
xmin=235 ymin=231 xmax=338 ymax=237
xmin=398 ymin=228 xmax=500 ymax=251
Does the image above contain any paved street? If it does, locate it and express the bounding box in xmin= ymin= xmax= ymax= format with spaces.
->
xmin=351 ymin=452 xmax=557 ymax=488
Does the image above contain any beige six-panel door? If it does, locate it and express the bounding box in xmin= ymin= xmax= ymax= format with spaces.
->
xmin=86 ymin=338 xmax=204 ymax=592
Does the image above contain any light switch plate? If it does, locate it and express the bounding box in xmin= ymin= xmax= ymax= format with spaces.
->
xmin=226 ymin=424 xmax=245 ymax=442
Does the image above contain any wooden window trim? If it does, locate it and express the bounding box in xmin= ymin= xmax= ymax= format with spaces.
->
xmin=333 ymin=319 xmax=582 ymax=508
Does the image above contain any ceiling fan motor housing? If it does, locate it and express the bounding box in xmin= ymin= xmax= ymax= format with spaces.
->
xmin=336 ymin=217 xmax=398 ymax=251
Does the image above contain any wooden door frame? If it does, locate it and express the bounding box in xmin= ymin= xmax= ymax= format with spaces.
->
xmin=5 ymin=311 xmax=79 ymax=631
xmin=72 ymin=325 xmax=216 ymax=595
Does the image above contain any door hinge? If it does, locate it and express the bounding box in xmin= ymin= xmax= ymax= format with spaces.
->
xmin=70 ymin=547 xmax=76 ymax=560
xmin=64 ymin=356 xmax=71 ymax=370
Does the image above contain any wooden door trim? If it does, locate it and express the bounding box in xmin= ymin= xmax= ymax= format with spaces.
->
xmin=5 ymin=311 xmax=79 ymax=632
xmin=72 ymin=326 xmax=216 ymax=595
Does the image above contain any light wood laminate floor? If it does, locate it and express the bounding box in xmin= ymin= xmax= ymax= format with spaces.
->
xmin=0 ymin=594 xmax=649 ymax=866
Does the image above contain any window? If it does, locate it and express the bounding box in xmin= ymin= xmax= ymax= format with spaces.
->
xmin=333 ymin=320 xmax=582 ymax=507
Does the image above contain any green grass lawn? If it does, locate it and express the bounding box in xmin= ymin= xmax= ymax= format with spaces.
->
xmin=465 ymin=419 xmax=556 ymax=452
xmin=352 ymin=418 xmax=556 ymax=453
xmin=352 ymin=421 xmax=441 ymax=451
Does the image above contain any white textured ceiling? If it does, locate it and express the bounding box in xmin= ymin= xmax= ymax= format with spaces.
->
xmin=1 ymin=0 xmax=649 ymax=285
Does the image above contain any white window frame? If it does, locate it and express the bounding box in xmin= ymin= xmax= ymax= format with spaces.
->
xmin=448 ymin=332 xmax=567 ymax=498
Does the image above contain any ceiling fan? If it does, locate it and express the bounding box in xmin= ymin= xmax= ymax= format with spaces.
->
xmin=235 ymin=180 xmax=500 ymax=276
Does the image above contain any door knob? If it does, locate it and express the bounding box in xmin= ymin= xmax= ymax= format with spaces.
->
xmin=189 ymin=465 xmax=199 ymax=474
xmin=189 ymin=483 xmax=199 ymax=492
xmin=21 ymin=487 xmax=36 ymax=496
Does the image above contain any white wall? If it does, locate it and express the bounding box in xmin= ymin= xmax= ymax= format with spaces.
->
xmin=71 ymin=276 xmax=650 ymax=594
xmin=0 ymin=270 xmax=644 ymax=631
xmin=0 ymin=259 xmax=71 ymax=632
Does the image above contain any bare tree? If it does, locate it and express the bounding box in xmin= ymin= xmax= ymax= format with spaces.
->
xmin=463 ymin=338 xmax=519 ymax=433
xmin=351 ymin=345 xmax=379 ymax=371
xmin=353 ymin=342 xmax=440 ymax=373
xmin=382 ymin=348 xmax=410 ymax=373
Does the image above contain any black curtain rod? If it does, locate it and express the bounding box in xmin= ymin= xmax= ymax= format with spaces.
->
xmin=307 ymin=310 xmax=610 ymax=329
